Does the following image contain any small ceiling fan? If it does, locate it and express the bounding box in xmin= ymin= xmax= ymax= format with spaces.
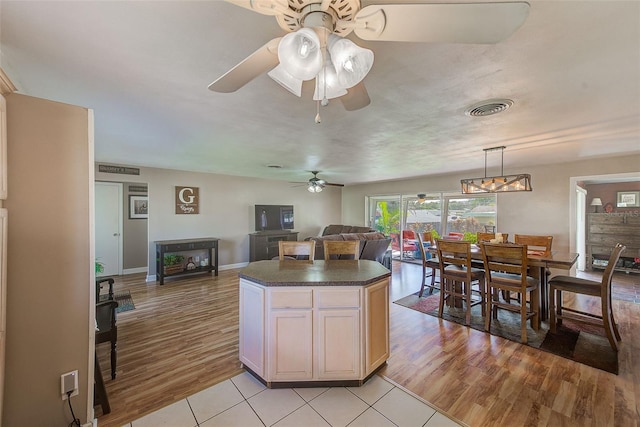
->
xmin=209 ymin=0 xmax=530 ymax=111
xmin=293 ymin=171 xmax=344 ymax=192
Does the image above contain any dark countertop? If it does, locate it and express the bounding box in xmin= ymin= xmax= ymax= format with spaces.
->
xmin=239 ymin=260 xmax=391 ymax=287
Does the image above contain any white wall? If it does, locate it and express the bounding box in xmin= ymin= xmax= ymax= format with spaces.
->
xmin=95 ymin=166 xmax=343 ymax=275
xmin=342 ymin=154 xmax=640 ymax=253
xmin=5 ymin=93 xmax=93 ymax=426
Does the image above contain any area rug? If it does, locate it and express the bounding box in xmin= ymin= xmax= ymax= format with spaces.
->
xmin=394 ymin=291 xmax=618 ymax=374
xmin=99 ymin=291 xmax=135 ymax=313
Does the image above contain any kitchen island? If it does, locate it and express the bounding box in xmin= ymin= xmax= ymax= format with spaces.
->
xmin=238 ymin=260 xmax=391 ymax=388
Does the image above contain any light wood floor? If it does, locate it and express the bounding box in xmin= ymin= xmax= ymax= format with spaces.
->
xmin=96 ymin=263 xmax=640 ymax=427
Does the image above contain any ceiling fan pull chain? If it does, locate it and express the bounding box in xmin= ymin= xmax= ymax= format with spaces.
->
xmin=315 ymin=100 xmax=322 ymax=123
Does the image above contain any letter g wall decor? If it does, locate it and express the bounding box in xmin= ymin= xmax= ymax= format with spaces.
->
xmin=175 ymin=186 xmax=199 ymax=214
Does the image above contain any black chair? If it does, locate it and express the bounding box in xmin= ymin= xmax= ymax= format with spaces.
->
xmin=96 ymin=277 xmax=114 ymax=303
xmin=96 ymin=299 xmax=118 ymax=379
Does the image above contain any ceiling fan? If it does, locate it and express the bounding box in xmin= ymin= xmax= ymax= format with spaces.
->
xmin=209 ymin=0 xmax=530 ymax=111
xmin=296 ymin=171 xmax=344 ymax=192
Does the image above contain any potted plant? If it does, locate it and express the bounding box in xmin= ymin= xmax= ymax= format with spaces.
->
xmin=163 ymin=254 xmax=185 ymax=275
xmin=95 ymin=260 xmax=105 ymax=275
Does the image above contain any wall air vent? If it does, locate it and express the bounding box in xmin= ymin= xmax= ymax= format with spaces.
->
xmin=465 ymin=99 xmax=514 ymax=117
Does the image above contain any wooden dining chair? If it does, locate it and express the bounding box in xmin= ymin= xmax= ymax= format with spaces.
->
xmin=278 ymin=240 xmax=315 ymax=261
xmin=514 ymin=234 xmax=553 ymax=255
xmin=549 ymin=243 xmax=625 ymax=351
xmin=416 ymin=231 xmax=440 ymax=296
xmin=512 ymin=234 xmax=553 ymax=302
xmin=323 ymin=240 xmax=360 ymax=260
xmin=480 ymin=242 xmax=539 ymax=344
xmin=436 ymin=239 xmax=485 ymax=325
xmin=476 ymin=232 xmax=509 ymax=243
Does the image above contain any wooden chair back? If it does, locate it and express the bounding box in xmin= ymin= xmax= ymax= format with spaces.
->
xmin=514 ymin=234 xmax=552 ymax=255
xmin=436 ymin=239 xmax=485 ymax=325
xmin=278 ymin=240 xmax=315 ymax=261
xmin=416 ymin=233 xmax=430 ymax=264
xmin=480 ymin=243 xmax=529 ymax=289
xmin=323 ymin=240 xmax=360 ymax=260
xmin=481 ymin=242 xmax=539 ymax=343
xmin=600 ymin=243 xmax=626 ymax=300
xmin=436 ymin=239 xmax=473 ymax=273
xmin=476 ymin=232 xmax=509 ymax=243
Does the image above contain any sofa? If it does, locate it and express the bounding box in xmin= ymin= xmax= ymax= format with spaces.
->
xmin=307 ymin=231 xmax=392 ymax=268
xmin=320 ymin=224 xmax=376 ymax=236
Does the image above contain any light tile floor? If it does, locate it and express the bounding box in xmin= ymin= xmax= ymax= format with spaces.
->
xmin=124 ymin=372 xmax=465 ymax=427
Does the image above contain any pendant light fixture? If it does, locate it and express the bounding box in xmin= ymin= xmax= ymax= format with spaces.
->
xmin=460 ymin=146 xmax=532 ymax=194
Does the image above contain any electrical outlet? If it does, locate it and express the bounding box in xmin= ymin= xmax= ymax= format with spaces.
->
xmin=61 ymin=370 xmax=79 ymax=400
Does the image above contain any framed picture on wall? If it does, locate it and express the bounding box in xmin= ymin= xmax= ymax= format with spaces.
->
xmin=129 ymin=195 xmax=149 ymax=219
xmin=616 ymin=191 xmax=640 ymax=207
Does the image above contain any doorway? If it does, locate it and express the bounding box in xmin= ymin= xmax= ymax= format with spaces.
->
xmin=95 ymin=182 xmax=123 ymax=276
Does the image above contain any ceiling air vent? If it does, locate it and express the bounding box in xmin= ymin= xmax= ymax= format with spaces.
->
xmin=465 ymin=99 xmax=513 ymax=117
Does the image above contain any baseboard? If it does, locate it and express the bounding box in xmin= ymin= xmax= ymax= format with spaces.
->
xmin=123 ymin=266 xmax=147 ymax=275
xmin=220 ymin=262 xmax=249 ymax=270
xmin=145 ymin=262 xmax=250 ymax=282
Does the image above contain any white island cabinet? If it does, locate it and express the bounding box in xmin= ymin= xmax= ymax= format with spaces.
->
xmin=239 ymin=260 xmax=390 ymax=387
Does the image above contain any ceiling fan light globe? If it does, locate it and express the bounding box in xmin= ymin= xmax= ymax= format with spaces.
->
xmin=328 ymin=36 xmax=374 ymax=88
xmin=267 ymin=65 xmax=303 ymax=97
xmin=313 ymin=61 xmax=348 ymax=101
xmin=278 ymin=28 xmax=323 ymax=80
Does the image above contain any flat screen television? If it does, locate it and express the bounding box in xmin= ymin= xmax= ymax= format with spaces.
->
xmin=255 ymin=205 xmax=294 ymax=231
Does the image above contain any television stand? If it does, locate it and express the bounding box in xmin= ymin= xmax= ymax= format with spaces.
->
xmin=249 ymin=231 xmax=299 ymax=261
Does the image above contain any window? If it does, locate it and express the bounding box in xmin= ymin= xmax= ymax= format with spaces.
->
xmin=443 ymin=195 xmax=496 ymax=238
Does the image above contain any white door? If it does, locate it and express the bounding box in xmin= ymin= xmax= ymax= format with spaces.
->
xmin=95 ymin=182 xmax=122 ymax=276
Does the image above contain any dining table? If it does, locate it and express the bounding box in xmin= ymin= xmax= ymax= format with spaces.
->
xmin=427 ymin=243 xmax=579 ymax=321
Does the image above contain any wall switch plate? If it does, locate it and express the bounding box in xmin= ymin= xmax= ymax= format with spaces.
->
xmin=61 ymin=370 xmax=79 ymax=400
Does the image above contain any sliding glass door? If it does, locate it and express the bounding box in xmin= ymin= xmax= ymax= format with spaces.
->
xmin=367 ymin=193 xmax=496 ymax=262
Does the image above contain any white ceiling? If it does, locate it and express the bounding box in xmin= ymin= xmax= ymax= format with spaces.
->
xmin=1 ymin=1 xmax=639 ymax=186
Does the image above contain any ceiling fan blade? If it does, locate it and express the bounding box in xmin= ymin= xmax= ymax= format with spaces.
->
xmin=208 ymin=37 xmax=281 ymax=93
xmin=340 ymin=82 xmax=370 ymax=111
xmin=353 ymin=2 xmax=530 ymax=44
xmin=325 ymin=183 xmax=345 ymax=187
xmin=224 ymin=0 xmax=289 ymax=16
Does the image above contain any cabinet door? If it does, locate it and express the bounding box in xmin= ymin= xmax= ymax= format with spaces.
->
xmin=365 ymin=279 xmax=389 ymax=375
xmin=317 ymin=309 xmax=360 ymax=379
xmin=239 ymin=280 xmax=265 ymax=376
xmin=268 ymin=310 xmax=313 ymax=380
